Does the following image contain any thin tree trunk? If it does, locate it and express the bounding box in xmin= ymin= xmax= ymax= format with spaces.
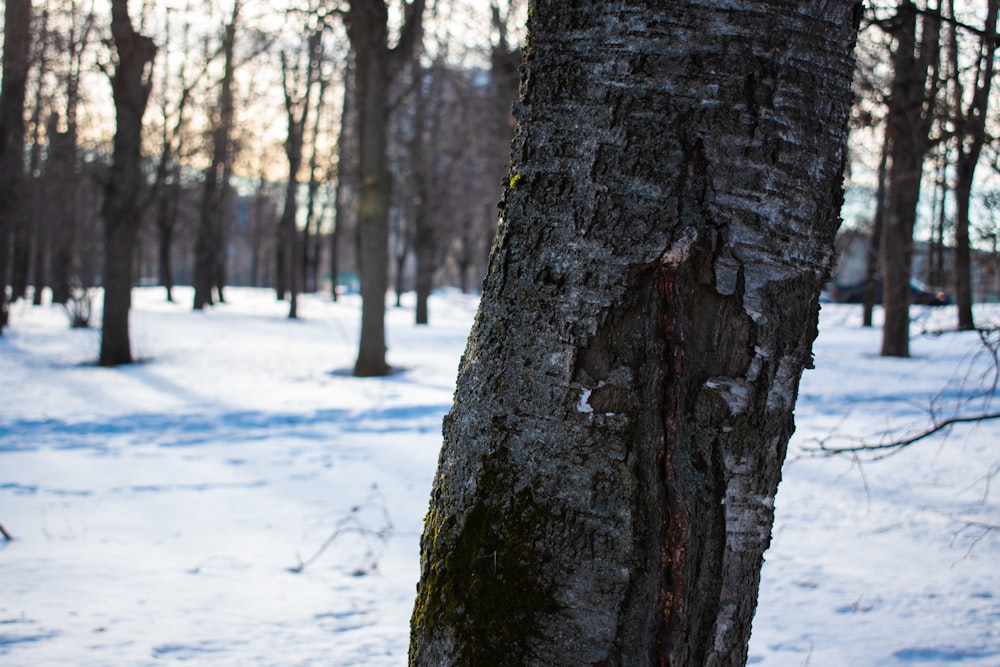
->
xmin=863 ymin=126 xmax=891 ymax=327
xmin=410 ymin=2 xmax=858 ymax=664
xmin=348 ymin=1 xmax=392 ymax=375
xmin=303 ymin=76 xmax=327 ymax=295
xmin=28 ymin=8 xmax=51 ymax=306
xmin=353 ymin=32 xmax=390 ymax=374
xmin=345 ymin=0 xmax=425 ymax=376
xmin=881 ymin=1 xmax=940 ymax=357
xmin=99 ymin=0 xmax=156 ymax=366
xmin=195 ymin=1 xmax=238 ymax=311
xmin=330 ymin=57 xmax=355 ymax=304
xmin=951 ymin=0 xmax=997 ymax=331
xmin=157 ymin=178 xmax=178 ymax=302
xmin=0 ymin=0 xmax=32 ymax=332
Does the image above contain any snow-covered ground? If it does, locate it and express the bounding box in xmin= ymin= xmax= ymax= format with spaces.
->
xmin=0 ymin=287 xmax=997 ymax=666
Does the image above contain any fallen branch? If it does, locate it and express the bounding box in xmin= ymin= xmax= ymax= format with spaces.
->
xmin=288 ymin=486 xmax=393 ymax=574
xmin=0 ymin=522 xmax=12 ymax=541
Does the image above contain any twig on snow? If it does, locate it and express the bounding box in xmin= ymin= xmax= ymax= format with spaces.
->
xmin=288 ymin=485 xmax=393 ymax=574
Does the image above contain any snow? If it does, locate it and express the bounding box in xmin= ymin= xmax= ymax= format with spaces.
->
xmin=1 ymin=288 xmax=998 ymax=666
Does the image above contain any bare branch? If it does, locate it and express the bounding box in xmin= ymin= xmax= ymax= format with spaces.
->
xmin=805 ymin=412 xmax=1000 ymax=457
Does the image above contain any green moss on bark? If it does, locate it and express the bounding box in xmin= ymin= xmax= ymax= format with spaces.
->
xmin=411 ymin=447 xmax=559 ymax=665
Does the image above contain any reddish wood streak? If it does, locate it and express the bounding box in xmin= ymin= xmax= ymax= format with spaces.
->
xmin=656 ymin=261 xmax=688 ymax=665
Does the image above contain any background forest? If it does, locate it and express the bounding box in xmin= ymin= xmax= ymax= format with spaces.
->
xmin=1 ymin=0 xmax=1000 ymax=361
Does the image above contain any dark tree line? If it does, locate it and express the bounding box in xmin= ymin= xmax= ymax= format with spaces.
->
xmin=2 ymin=0 xmax=996 ymax=372
xmin=0 ymin=0 xmax=518 ymax=369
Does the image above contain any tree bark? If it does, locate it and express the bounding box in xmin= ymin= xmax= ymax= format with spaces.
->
xmin=410 ymin=2 xmax=858 ymax=665
xmin=99 ymin=0 xmax=156 ymax=366
xmin=0 ymin=0 xmax=32 ymax=332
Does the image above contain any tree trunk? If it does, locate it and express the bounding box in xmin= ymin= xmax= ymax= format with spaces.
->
xmin=951 ymin=0 xmax=998 ymax=331
xmin=44 ymin=120 xmax=75 ymax=306
xmin=157 ymin=178 xmax=178 ymax=303
xmin=0 ymin=0 xmax=32 ymax=332
xmin=28 ymin=9 xmax=52 ymax=307
xmin=880 ymin=1 xmax=939 ymax=357
xmin=413 ymin=227 xmax=433 ymax=324
xmin=954 ymin=169 xmax=974 ymax=329
xmin=863 ymin=126 xmax=890 ymax=327
xmin=280 ymin=129 xmax=302 ymax=308
xmin=411 ymin=62 xmax=439 ymax=326
xmin=303 ymin=75 xmax=328 ymax=295
xmin=346 ymin=0 xmax=425 ymax=376
xmin=409 ymin=2 xmax=858 ymax=665
xmin=330 ymin=56 xmax=356 ymax=304
xmin=99 ymin=0 xmax=156 ymax=366
xmin=194 ymin=1 xmax=238 ymax=311
xmin=347 ymin=2 xmax=391 ymax=375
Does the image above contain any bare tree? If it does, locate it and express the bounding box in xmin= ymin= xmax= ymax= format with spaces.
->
xmin=99 ymin=0 xmax=156 ymax=366
xmin=279 ymin=18 xmax=325 ymax=318
xmin=329 ymin=53 xmax=357 ymax=303
xmin=149 ymin=0 xmax=211 ymax=303
xmin=409 ymin=1 xmax=859 ymax=664
xmin=948 ymin=0 xmax=999 ymax=331
xmin=880 ymin=0 xmax=943 ymax=357
xmin=301 ymin=60 xmax=333 ymax=295
xmin=343 ymin=0 xmax=425 ymax=376
xmin=194 ymin=0 xmax=240 ymax=311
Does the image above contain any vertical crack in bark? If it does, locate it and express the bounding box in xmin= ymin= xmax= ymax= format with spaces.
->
xmin=656 ymin=256 xmax=688 ymax=664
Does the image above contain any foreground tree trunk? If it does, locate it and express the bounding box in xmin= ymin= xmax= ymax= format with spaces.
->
xmin=0 ymin=0 xmax=32 ymax=332
xmin=410 ymin=2 xmax=858 ymax=665
xmin=99 ymin=0 xmax=156 ymax=366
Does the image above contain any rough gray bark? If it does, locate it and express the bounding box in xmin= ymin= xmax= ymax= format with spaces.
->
xmin=99 ymin=0 xmax=156 ymax=366
xmin=0 ymin=0 xmax=32 ymax=332
xmin=410 ymin=2 xmax=859 ymax=665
